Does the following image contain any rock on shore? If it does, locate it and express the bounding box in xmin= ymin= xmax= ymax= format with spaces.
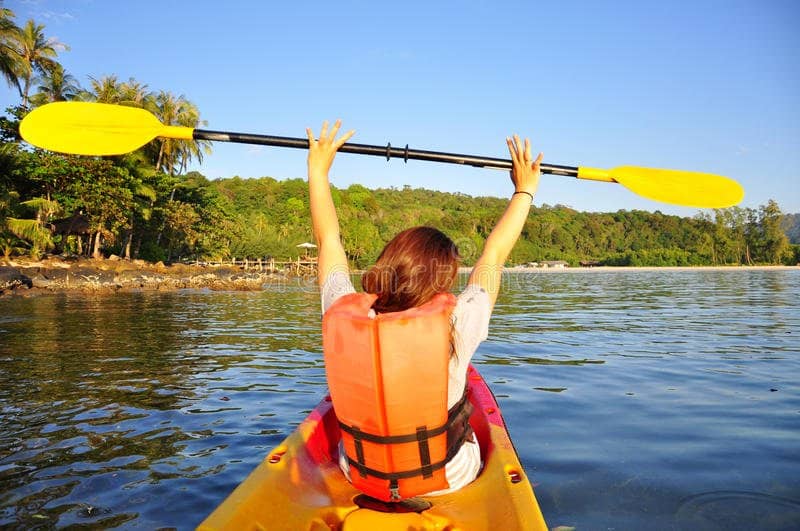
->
xmin=0 ymin=256 xmax=290 ymax=297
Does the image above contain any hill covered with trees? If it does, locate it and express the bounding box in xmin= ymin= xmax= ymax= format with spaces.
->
xmin=210 ymin=176 xmax=797 ymax=267
xmin=782 ymin=213 xmax=800 ymax=245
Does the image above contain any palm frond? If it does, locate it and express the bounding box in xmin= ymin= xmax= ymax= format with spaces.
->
xmin=135 ymin=183 xmax=157 ymax=202
xmin=6 ymin=217 xmax=53 ymax=248
xmin=20 ymin=196 xmax=60 ymax=216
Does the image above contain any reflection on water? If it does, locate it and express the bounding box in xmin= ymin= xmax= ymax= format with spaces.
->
xmin=1 ymin=270 xmax=799 ymax=529
xmin=0 ymin=286 xmax=326 ymax=529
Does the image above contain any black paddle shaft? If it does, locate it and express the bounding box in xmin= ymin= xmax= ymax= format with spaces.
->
xmin=193 ymin=129 xmax=579 ymax=177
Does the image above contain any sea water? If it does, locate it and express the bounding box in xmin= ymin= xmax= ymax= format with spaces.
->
xmin=0 ymin=269 xmax=798 ymax=529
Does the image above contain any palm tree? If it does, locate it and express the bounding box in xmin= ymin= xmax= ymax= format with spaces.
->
xmin=118 ymin=77 xmax=150 ymax=107
xmin=175 ymin=100 xmax=212 ymax=173
xmin=13 ymin=19 xmax=67 ymax=107
xmin=84 ymin=74 xmax=121 ymax=103
xmin=149 ymin=92 xmax=211 ymax=175
xmin=6 ymin=196 xmax=60 ymax=259
xmin=150 ymin=91 xmax=182 ymax=174
xmin=0 ymin=8 xmax=20 ymax=94
xmin=29 ymin=63 xmax=80 ymax=105
xmin=147 ymin=93 xmax=212 ymax=246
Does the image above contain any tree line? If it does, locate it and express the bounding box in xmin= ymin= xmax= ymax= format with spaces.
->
xmin=0 ymin=9 xmax=797 ymax=267
xmin=211 ymin=177 xmax=797 ymax=267
xmin=1 ymin=8 xmax=217 ymax=261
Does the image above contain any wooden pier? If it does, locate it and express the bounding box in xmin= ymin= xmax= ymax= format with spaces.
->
xmin=190 ymin=257 xmax=318 ymax=276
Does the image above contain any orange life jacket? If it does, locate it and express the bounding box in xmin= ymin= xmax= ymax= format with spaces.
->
xmin=322 ymin=291 xmax=472 ymax=501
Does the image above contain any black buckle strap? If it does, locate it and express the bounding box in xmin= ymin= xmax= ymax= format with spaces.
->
xmin=389 ymin=479 xmax=400 ymax=501
xmin=344 ymin=423 xmax=469 ymax=482
xmin=340 ymin=387 xmax=473 ymax=485
xmin=415 ymin=426 xmax=433 ymax=478
xmin=339 ymin=420 xmax=448 ymax=444
xmin=351 ymin=426 xmax=368 ymax=478
xmin=338 ymin=387 xmax=472 ymax=445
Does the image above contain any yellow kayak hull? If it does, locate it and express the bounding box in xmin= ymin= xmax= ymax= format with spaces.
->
xmin=198 ymin=366 xmax=547 ymax=530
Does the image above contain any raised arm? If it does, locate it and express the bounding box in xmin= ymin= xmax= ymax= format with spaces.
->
xmin=469 ymin=135 xmax=542 ymax=309
xmin=307 ymin=120 xmax=355 ymax=288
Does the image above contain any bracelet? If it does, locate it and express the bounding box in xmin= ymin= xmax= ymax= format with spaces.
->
xmin=513 ymin=191 xmax=534 ymax=202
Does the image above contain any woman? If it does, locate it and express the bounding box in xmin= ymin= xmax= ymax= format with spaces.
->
xmin=308 ymin=120 xmax=541 ymax=501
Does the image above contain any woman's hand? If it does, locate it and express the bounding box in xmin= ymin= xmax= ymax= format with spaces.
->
xmin=506 ymin=135 xmax=542 ymax=196
xmin=306 ymin=120 xmax=355 ymax=179
xmin=468 ymin=136 xmax=543 ymax=309
xmin=307 ymin=120 xmax=354 ymax=289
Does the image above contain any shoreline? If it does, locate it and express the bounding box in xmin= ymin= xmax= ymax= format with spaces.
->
xmin=493 ymin=265 xmax=800 ymax=273
xmin=2 ymin=257 xmax=797 ymax=298
xmin=0 ymin=256 xmax=296 ymax=298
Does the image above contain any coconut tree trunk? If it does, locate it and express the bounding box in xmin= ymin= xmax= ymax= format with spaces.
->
xmin=156 ymin=142 xmax=165 ymax=173
xmin=22 ymin=77 xmax=31 ymax=109
xmin=123 ymin=229 xmax=133 ymax=260
xmin=92 ymin=231 xmax=102 ymax=259
xmin=123 ymin=232 xmax=132 ymax=260
xmin=156 ymin=186 xmax=177 ymax=246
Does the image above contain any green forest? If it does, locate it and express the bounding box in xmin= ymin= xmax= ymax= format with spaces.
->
xmin=1 ymin=9 xmax=798 ymax=268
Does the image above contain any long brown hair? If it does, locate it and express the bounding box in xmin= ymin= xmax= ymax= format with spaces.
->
xmin=362 ymin=226 xmax=459 ymax=314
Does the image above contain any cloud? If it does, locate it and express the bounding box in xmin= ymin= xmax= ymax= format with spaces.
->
xmin=41 ymin=11 xmax=76 ymax=21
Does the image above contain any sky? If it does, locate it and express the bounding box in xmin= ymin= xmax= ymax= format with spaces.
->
xmin=2 ymin=0 xmax=798 ymax=216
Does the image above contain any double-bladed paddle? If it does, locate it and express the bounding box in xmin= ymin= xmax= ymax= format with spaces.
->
xmin=19 ymin=102 xmax=744 ymax=208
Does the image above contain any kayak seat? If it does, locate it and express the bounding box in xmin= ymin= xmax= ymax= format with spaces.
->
xmin=352 ymin=494 xmax=432 ymax=513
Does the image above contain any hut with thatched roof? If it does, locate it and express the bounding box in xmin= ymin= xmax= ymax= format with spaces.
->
xmin=49 ymin=213 xmax=91 ymax=255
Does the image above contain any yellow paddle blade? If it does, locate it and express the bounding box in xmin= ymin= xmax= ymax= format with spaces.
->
xmin=20 ymin=102 xmax=194 ymax=156
xmin=578 ymin=166 xmax=744 ymax=208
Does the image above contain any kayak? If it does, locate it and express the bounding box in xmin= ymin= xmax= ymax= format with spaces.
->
xmin=198 ymin=365 xmax=548 ymax=530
